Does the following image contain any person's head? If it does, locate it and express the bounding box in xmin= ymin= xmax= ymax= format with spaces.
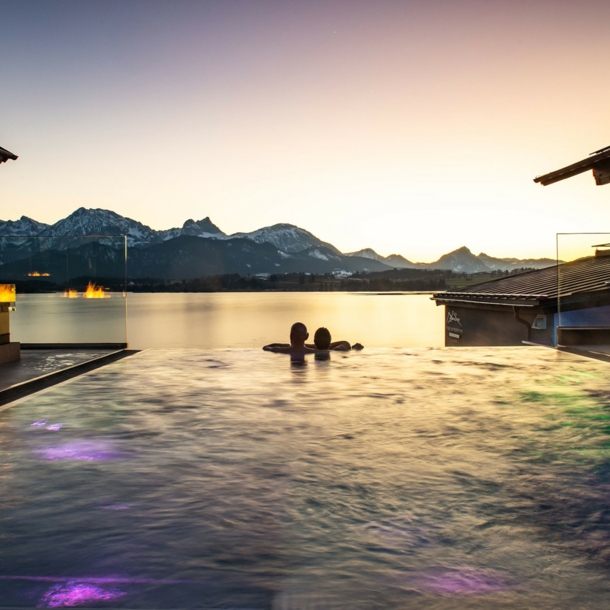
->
xmin=290 ymin=322 xmax=308 ymax=347
xmin=313 ymin=327 xmax=331 ymax=350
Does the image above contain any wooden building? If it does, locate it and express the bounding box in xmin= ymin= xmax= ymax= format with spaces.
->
xmin=432 ymin=252 xmax=610 ymax=347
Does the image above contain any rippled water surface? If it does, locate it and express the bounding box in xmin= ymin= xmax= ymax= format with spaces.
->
xmin=2 ymin=347 xmax=610 ymax=608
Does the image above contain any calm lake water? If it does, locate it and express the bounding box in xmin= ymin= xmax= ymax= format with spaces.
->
xmin=2 ymin=347 xmax=610 ymax=608
xmin=10 ymin=292 xmax=444 ymax=349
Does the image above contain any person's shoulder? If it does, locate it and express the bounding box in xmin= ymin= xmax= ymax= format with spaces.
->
xmin=263 ymin=343 xmax=290 ymax=351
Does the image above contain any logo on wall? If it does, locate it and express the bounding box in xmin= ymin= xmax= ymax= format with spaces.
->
xmin=446 ymin=309 xmax=463 ymax=340
xmin=447 ymin=310 xmax=462 ymax=326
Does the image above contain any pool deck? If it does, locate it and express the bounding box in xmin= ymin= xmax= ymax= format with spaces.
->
xmin=0 ymin=348 xmax=138 ymax=407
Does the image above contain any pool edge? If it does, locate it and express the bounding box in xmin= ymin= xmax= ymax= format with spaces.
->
xmin=0 ymin=350 xmax=140 ymax=408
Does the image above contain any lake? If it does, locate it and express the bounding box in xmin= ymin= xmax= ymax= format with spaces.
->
xmin=10 ymin=292 xmax=445 ymax=349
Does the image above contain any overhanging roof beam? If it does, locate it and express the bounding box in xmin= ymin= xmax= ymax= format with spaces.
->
xmin=534 ymin=147 xmax=610 ymax=186
xmin=0 ymin=146 xmax=18 ymax=164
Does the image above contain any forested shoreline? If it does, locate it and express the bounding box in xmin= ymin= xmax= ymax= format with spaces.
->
xmin=9 ymin=267 xmax=536 ymax=294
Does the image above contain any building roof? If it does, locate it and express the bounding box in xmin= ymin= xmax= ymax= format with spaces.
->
xmin=433 ymin=254 xmax=610 ymax=307
xmin=0 ymin=146 xmax=18 ymax=164
xmin=534 ymin=145 xmax=610 ymax=186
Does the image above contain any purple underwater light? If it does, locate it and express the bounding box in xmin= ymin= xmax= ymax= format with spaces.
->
xmin=45 ymin=424 xmax=63 ymax=432
xmin=35 ymin=440 xmax=123 ymax=461
xmin=38 ymin=581 xmax=125 ymax=607
xmin=420 ymin=567 xmax=508 ymax=595
xmin=30 ymin=420 xmax=49 ymax=427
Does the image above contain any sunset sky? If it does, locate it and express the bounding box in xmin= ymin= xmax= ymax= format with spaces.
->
xmin=1 ymin=0 xmax=609 ymax=262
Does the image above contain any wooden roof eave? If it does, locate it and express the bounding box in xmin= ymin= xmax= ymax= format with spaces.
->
xmin=534 ymin=148 xmax=610 ymax=186
xmin=432 ymin=295 xmax=542 ymax=308
xmin=433 ymin=285 xmax=610 ymax=308
xmin=558 ymin=285 xmax=610 ymax=301
xmin=0 ymin=146 xmax=18 ymax=164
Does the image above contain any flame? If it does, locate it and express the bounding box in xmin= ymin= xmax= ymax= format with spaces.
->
xmin=62 ymin=289 xmax=79 ymax=298
xmin=0 ymin=284 xmax=16 ymax=303
xmin=27 ymin=271 xmax=50 ymax=277
xmin=83 ymin=282 xmax=109 ymax=298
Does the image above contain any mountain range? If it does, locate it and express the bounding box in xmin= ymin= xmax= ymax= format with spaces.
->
xmin=0 ymin=207 xmax=557 ymax=280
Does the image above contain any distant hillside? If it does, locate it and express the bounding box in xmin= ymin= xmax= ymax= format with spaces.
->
xmin=477 ymin=251 xmax=557 ymax=272
xmin=231 ymin=223 xmax=341 ymax=254
xmin=0 ymin=208 xmax=558 ymax=278
xmin=346 ymin=248 xmax=417 ymax=269
xmin=427 ymin=246 xmax=491 ymax=273
xmin=159 ymin=217 xmax=224 ymax=241
xmin=346 ymin=246 xmax=556 ymax=273
xmin=0 ymin=236 xmax=391 ymax=281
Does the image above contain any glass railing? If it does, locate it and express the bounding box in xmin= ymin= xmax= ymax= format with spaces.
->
xmin=0 ymin=235 xmax=127 ymax=346
xmin=556 ymin=233 xmax=610 ymax=348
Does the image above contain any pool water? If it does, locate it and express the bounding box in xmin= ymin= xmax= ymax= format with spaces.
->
xmin=1 ymin=347 xmax=610 ymax=608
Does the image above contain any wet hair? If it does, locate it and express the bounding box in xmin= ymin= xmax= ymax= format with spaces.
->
xmin=314 ymin=327 xmax=331 ymax=350
xmin=290 ymin=322 xmax=308 ymax=342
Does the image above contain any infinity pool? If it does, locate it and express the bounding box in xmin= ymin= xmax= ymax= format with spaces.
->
xmin=1 ymin=348 xmax=610 ymax=608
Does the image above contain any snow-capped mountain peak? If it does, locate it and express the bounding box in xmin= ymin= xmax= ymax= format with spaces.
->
xmin=0 ymin=215 xmax=50 ymax=236
xmin=42 ymin=207 xmax=161 ymax=247
xmin=346 ymin=248 xmax=386 ymax=262
xmin=346 ymin=248 xmax=416 ymax=269
xmin=0 ymin=208 xmax=558 ymax=274
xmin=428 ymin=246 xmax=490 ymax=273
xmin=160 ymin=217 xmax=225 ymax=241
xmin=230 ymin=223 xmax=340 ymax=254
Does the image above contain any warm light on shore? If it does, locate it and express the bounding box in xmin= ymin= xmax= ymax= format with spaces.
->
xmin=60 ymin=284 xmax=110 ymax=298
xmin=27 ymin=271 xmax=50 ymax=277
xmin=0 ymin=284 xmax=16 ymax=303
xmin=84 ymin=282 xmax=109 ymax=298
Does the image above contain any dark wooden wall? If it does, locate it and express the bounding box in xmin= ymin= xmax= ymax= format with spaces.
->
xmin=443 ymin=304 xmax=554 ymax=346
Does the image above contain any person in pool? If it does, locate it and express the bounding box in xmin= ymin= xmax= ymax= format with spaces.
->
xmin=263 ymin=322 xmax=320 ymax=358
xmin=307 ymin=327 xmax=352 ymax=351
xmin=264 ymin=325 xmax=363 ymax=354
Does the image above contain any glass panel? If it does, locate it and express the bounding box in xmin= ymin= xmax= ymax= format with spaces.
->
xmin=0 ymin=235 xmax=127 ymax=345
xmin=556 ymin=233 xmax=610 ymax=348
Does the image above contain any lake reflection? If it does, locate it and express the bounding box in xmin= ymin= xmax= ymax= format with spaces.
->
xmin=11 ymin=293 xmax=444 ymax=349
